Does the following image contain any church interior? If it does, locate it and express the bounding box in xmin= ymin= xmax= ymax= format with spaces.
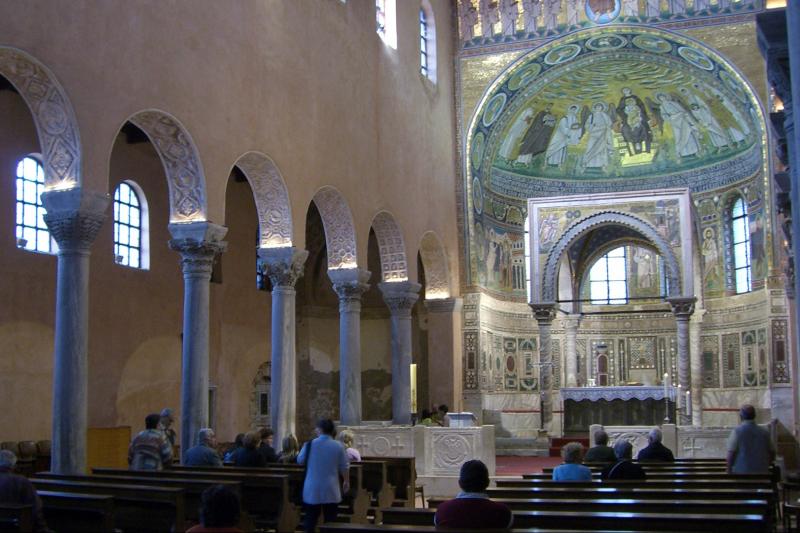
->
xmin=1 ymin=0 xmax=800 ymax=530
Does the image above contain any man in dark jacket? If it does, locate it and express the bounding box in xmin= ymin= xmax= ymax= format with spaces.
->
xmin=258 ymin=428 xmax=278 ymax=463
xmin=0 ymin=450 xmax=49 ymax=532
xmin=601 ymin=440 xmax=646 ymax=480
xmin=584 ymin=429 xmax=617 ymax=463
xmin=434 ymin=460 xmax=513 ymax=529
xmin=637 ymin=428 xmax=675 ymax=462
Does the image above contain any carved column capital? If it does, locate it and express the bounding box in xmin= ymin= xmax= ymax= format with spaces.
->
xmin=379 ymin=281 xmax=421 ymax=317
xmin=41 ymin=188 xmax=109 ymax=253
xmin=667 ymin=296 xmax=697 ymax=320
xmin=530 ymin=302 xmax=557 ymax=324
xmin=257 ymin=247 xmax=308 ymax=289
xmin=329 ymin=268 xmax=370 ymax=311
xmin=168 ymin=222 xmax=227 ymax=279
xmin=563 ymin=313 xmax=582 ymax=332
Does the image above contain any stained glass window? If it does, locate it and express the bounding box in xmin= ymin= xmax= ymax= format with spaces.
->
xmin=15 ymin=156 xmax=57 ymax=254
xmin=589 ymin=247 xmax=628 ymax=305
xmin=731 ymin=197 xmax=751 ymax=293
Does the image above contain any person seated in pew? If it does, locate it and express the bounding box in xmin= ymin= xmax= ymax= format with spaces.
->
xmin=223 ymin=433 xmax=244 ymax=463
xmin=552 ymin=442 xmax=592 ymax=481
xmin=298 ymin=419 xmax=350 ymax=533
xmin=184 ymin=428 xmax=223 ymax=467
xmin=637 ymin=428 xmax=675 ymax=462
xmin=434 ymin=460 xmax=513 ymax=530
xmin=584 ymin=429 xmax=616 ymax=463
xmin=258 ymin=428 xmax=278 ymax=464
xmin=186 ymin=484 xmax=242 ymax=533
xmin=278 ymin=433 xmax=300 ymax=464
xmin=129 ymin=413 xmax=174 ymax=471
xmin=337 ymin=430 xmax=361 ymax=462
xmin=601 ymin=441 xmax=646 ymax=480
xmin=0 ymin=450 xmax=50 ymax=533
xmin=727 ymin=404 xmax=775 ymax=474
xmin=232 ymin=431 xmax=267 ymax=467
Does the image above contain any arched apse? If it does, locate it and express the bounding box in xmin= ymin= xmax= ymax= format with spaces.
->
xmin=465 ymin=25 xmax=768 ymax=298
xmin=418 ymin=231 xmax=451 ymax=299
xmin=540 ymin=211 xmax=681 ymax=303
xmin=0 ymin=46 xmax=81 ymax=188
xmin=125 ymin=110 xmax=207 ymax=223
xmin=232 ymin=151 xmax=293 ymax=248
xmin=310 ymin=186 xmax=358 ymax=270
xmin=370 ymin=211 xmax=408 ymax=282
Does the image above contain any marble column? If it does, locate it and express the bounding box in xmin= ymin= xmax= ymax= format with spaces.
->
xmin=41 ymin=188 xmax=109 ymax=474
xmin=379 ymin=281 xmax=421 ymax=425
xmin=424 ymin=298 xmax=464 ymax=412
xmin=329 ymin=268 xmax=370 ymax=426
xmin=169 ymin=222 xmax=227 ymax=460
xmin=563 ymin=314 xmax=581 ymax=388
xmin=257 ymin=247 xmax=307 ymax=447
xmin=689 ymin=309 xmax=706 ymax=426
xmin=668 ymin=297 xmax=696 ymax=425
xmin=531 ymin=303 xmax=557 ymax=430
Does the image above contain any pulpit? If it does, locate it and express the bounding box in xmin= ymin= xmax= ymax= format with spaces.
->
xmin=561 ymin=386 xmax=676 ymax=434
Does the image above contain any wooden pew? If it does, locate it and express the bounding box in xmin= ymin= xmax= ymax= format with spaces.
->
xmin=321 ymin=526 xmax=667 ymax=533
xmin=89 ymin=467 xmax=295 ymax=532
xmin=486 ymin=486 xmax=774 ymax=501
xmin=496 ymin=478 xmax=773 ymax=490
xmin=31 ymin=478 xmax=185 ymax=533
xmin=380 ymin=507 xmax=765 ymax=532
xmin=38 ymin=490 xmax=115 ymax=533
xmin=356 ymin=461 xmax=396 ymax=511
xmin=0 ymin=504 xmax=31 ymax=532
xmin=362 ymin=457 xmax=416 ymax=508
xmin=529 ymin=472 xmax=770 ymax=480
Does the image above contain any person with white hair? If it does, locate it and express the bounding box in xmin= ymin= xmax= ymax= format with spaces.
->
xmin=552 ymin=442 xmax=592 ymax=481
xmin=601 ymin=440 xmax=646 ymax=480
xmin=585 ymin=429 xmax=617 ymax=463
xmin=727 ymin=404 xmax=774 ymax=474
xmin=159 ymin=408 xmax=177 ymax=449
xmin=183 ymin=428 xmax=223 ymax=467
xmin=0 ymin=450 xmax=49 ymax=532
xmin=637 ymin=427 xmax=675 ymax=462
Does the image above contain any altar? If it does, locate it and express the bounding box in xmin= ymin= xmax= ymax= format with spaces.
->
xmin=561 ymin=386 xmax=676 ymax=434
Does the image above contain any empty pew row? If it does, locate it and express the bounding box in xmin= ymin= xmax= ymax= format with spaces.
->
xmin=0 ymin=504 xmax=31 ymax=532
xmin=526 ymin=472 xmax=774 ymax=480
xmin=378 ymin=507 xmax=765 ymax=532
xmin=38 ymin=491 xmax=115 ymax=533
xmin=320 ymin=527 xmax=715 ymax=533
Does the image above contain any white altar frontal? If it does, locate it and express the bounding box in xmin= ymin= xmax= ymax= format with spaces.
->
xmin=342 ymin=422 xmax=496 ymax=497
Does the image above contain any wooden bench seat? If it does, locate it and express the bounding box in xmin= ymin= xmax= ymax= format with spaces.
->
xmin=380 ymin=507 xmax=765 ymax=532
xmin=38 ymin=490 xmax=115 ymax=533
xmin=0 ymin=504 xmax=31 ymax=532
xmin=496 ymin=478 xmax=773 ymax=489
xmin=361 ymin=457 xmax=416 ymax=508
xmin=320 ymin=526 xmax=693 ymax=533
xmin=31 ymin=478 xmax=185 ymax=533
xmin=487 ymin=486 xmax=773 ymax=500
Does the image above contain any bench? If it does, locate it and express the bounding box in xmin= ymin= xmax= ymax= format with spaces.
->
xmin=0 ymin=504 xmax=31 ymax=532
xmin=320 ymin=526 xmax=673 ymax=533
xmin=361 ymin=457 xmax=416 ymax=508
xmin=380 ymin=507 xmax=765 ymax=532
xmin=38 ymin=490 xmax=115 ymax=533
xmin=31 ymin=478 xmax=185 ymax=532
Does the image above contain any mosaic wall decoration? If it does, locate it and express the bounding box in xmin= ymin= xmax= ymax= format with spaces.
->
xmin=628 ymin=336 xmax=656 ymax=370
xmin=757 ymin=328 xmax=767 ymax=386
xmin=520 ymin=338 xmax=538 ymax=391
xmin=701 ymin=335 xmax=721 ymax=388
xmin=576 ymin=338 xmax=587 ymax=386
xmin=552 ymin=338 xmax=562 ymax=389
xmin=456 ymin=0 xmax=764 ymax=52
xmin=741 ymin=330 xmax=757 ymax=386
xmin=722 ymin=332 xmax=742 ymax=388
xmin=505 ymin=336 xmax=519 ymax=390
xmin=464 ymin=26 xmax=766 ymax=296
xmin=772 ymin=319 xmax=790 ymax=384
xmin=590 ymin=339 xmax=616 ymax=386
xmin=464 ymin=331 xmax=479 ymax=390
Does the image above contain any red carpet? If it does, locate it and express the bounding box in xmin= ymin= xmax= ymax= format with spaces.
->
xmin=495 ymin=456 xmax=562 ymax=476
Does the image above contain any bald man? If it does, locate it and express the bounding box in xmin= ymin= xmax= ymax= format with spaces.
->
xmin=726 ymin=404 xmax=774 ymax=474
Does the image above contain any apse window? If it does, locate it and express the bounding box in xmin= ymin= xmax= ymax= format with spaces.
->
xmin=419 ymin=2 xmax=437 ymax=82
xmin=589 ymin=247 xmax=628 ymax=305
xmin=113 ymin=181 xmax=149 ymax=270
xmin=731 ymin=197 xmax=752 ymax=293
xmin=376 ymin=0 xmax=397 ymax=48
xmin=15 ymin=156 xmax=57 ymax=254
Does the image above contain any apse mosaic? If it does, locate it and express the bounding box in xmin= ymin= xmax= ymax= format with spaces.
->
xmin=465 ymin=26 xmax=766 ymax=296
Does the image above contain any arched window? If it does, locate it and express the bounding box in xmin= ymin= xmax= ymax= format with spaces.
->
xmin=731 ymin=196 xmax=751 ymax=293
xmin=589 ymin=246 xmax=628 ymax=305
xmin=113 ymin=181 xmax=149 ymax=270
xmin=376 ymin=0 xmax=397 ymax=49
xmin=419 ymin=2 xmax=437 ymax=82
xmin=15 ymin=156 xmax=57 ymax=254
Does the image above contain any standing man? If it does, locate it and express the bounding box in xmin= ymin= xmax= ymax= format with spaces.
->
xmin=129 ymin=413 xmax=173 ymax=470
xmin=159 ymin=408 xmax=177 ymax=451
xmin=184 ymin=428 xmax=223 ymax=467
xmin=727 ymin=404 xmax=775 ymax=474
xmin=297 ymin=419 xmax=350 ymax=533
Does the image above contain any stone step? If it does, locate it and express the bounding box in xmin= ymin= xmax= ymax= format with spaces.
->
xmin=496 ymin=437 xmax=550 ymax=457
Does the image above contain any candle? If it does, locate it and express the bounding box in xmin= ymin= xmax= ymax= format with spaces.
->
xmin=686 ymin=390 xmax=691 ymax=417
xmin=663 ymin=373 xmax=669 ymax=396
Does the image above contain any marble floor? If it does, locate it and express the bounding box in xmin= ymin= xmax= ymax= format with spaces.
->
xmin=495 ymin=455 xmax=562 ymax=476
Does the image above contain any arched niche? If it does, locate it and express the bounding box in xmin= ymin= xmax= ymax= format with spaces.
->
xmin=310 ymin=186 xmax=358 ymax=270
xmin=418 ymin=231 xmax=451 ymax=299
xmin=0 ymin=46 xmax=81 ymax=188
xmin=370 ymin=211 xmax=408 ymax=282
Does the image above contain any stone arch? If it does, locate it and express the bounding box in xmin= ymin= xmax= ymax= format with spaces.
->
xmin=370 ymin=211 xmax=408 ymax=282
xmin=0 ymin=46 xmax=81 ymax=188
xmin=418 ymin=231 xmax=450 ymax=299
xmin=541 ymin=211 xmax=681 ymax=302
xmin=125 ymin=110 xmax=207 ymax=222
xmin=233 ymin=151 xmax=293 ymax=247
xmin=310 ymin=186 xmax=358 ymax=270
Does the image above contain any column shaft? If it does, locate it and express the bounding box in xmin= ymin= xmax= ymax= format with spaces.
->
xmin=424 ymin=298 xmax=464 ymax=412
xmin=669 ymin=297 xmax=696 ymax=426
xmin=531 ymin=304 xmax=556 ymax=431
xmin=42 ymin=189 xmax=108 ymax=474
xmin=564 ymin=315 xmax=580 ymax=388
xmin=689 ymin=312 xmax=705 ymax=426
